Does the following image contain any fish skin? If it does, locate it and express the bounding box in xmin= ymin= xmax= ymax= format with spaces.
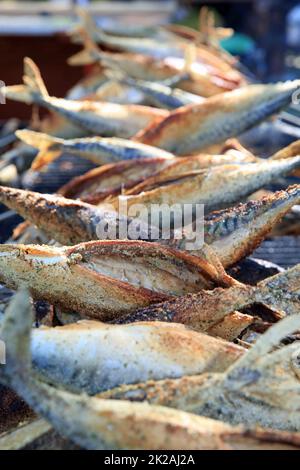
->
xmin=135 ymin=81 xmax=300 ymax=154
xmin=270 ymin=139 xmax=300 ymax=178
xmin=72 ymin=12 xmax=243 ymax=83
xmin=108 ymin=157 xmax=300 ymax=216
xmin=3 ymin=58 xmax=168 ymax=138
xmin=29 ymin=320 xmax=244 ymax=394
xmin=59 ymin=158 xmax=173 ymax=204
xmin=0 ymin=185 xmax=131 ymax=245
xmin=124 ymin=152 xmax=258 ymax=196
xmin=81 ymin=25 xmax=187 ymax=60
xmin=59 ymin=152 xmax=256 ymax=205
xmin=16 ymin=130 xmax=174 ymax=171
xmin=2 ymin=291 xmax=300 ymax=450
xmin=111 ymin=73 xmax=204 ymax=109
xmin=115 ymin=284 xmax=256 ymax=335
xmin=0 ymin=240 xmax=234 ymax=320
xmin=67 ymin=33 xmax=239 ymax=97
xmin=101 ymin=315 xmax=300 ymax=432
xmin=2 ymin=185 xmax=300 ymax=271
xmin=204 ymin=185 xmax=300 ymax=267
xmin=66 ymin=67 xmax=107 ymax=101
xmin=116 ymin=264 xmax=300 ymax=334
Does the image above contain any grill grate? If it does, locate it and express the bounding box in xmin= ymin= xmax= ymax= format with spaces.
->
xmin=253 ymin=236 xmax=300 ymax=269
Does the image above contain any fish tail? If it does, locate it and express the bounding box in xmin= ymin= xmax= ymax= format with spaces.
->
xmin=68 ymin=26 xmax=100 ymax=66
xmin=184 ymin=43 xmax=197 ymax=75
xmin=23 ymin=57 xmax=49 ymax=98
xmin=16 ymin=129 xmax=63 ymax=170
xmin=2 ymin=58 xmax=48 ymax=105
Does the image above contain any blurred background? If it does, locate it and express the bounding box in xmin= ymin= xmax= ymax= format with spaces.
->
xmin=0 ymin=0 xmax=300 ymax=119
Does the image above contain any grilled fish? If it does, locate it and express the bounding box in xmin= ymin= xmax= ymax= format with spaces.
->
xmin=59 ymin=158 xmax=173 ymax=204
xmin=135 ymin=81 xmax=300 ymax=154
xmin=108 ymin=158 xmax=300 ymax=215
xmin=3 ymin=58 xmax=168 ymax=138
xmin=59 ymin=152 xmax=257 ymax=205
xmin=116 ymin=264 xmax=300 ymax=336
xmin=0 ymin=240 xmax=234 ymax=320
xmin=68 ymin=32 xmax=239 ymax=98
xmin=29 ymin=321 xmax=245 ymax=394
xmin=204 ymin=185 xmax=300 ymax=267
xmin=1 ymin=185 xmax=299 ymax=269
xmin=102 ymin=315 xmax=300 ymax=432
xmin=2 ymin=290 xmax=300 ymax=450
xmin=16 ymin=129 xmax=174 ymax=171
xmin=110 ymin=70 xmax=205 ymax=109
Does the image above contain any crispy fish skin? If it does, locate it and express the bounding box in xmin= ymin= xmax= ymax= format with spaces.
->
xmin=59 ymin=152 xmax=256 ymax=205
xmin=111 ymin=72 xmax=204 ymax=109
xmin=2 ymin=291 xmax=300 ymax=451
xmin=29 ymin=320 xmax=244 ymax=394
xmin=2 ymin=184 xmax=300 ymax=271
xmin=116 ymin=264 xmax=300 ymax=334
xmin=0 ymin=240 xmax=233 ymax=320
xmin=3 ymin=58 xmax=168 ymax=138
xmin=69 ymin=45 xmax=235 ymax=97
xmin=16 ymin=130 xmax=174 ymax=171
xmin=0 ymin=185 xmax=132 ymax=245
xmin=204 ymin=185 xmax=300 ymax=267
xmin=135 ymin=81 xmax=300 ymax=154
xmin=109 ymin=158 xmax=300 ymax=215
xmin=100 ymin=315 xmax=300 ymax=432
xmin=59 ymin=158 xmax=173 ymax=204
xmin=123 ymin=151 xmax=258 ymax=196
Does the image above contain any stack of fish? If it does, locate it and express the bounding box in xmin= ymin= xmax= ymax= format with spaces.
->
xmin=0 ymin=10 xmax=300 ymax=450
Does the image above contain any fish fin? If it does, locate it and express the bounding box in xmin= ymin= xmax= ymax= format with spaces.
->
xmin=31 ymin=149 xmax=63 ymax=171
xmin=23 ymin=57 xmax=49 ymax=98
xmin=16 ymin=130 xmax=63 ymax=170
xmin=183 ymin=43 xmax=197 ymax=75
xmin=68 ymin=27 xmax=100 ymax=66
xmin=2 ymin=59 xmax=48 ymax=105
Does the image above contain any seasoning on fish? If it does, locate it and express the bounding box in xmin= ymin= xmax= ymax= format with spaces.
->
xmin=116 ymin=263 xmax=300 ymax=337
xmin=16 ymin=129 xmax=174 ymax=171
xmin=204 ymin=185 xmax=300 ymax=267
xmin=1 ymin=185 xmax=299 ymax=271
xmin=135 ymin=81 xmax=300 ymax=154
xmin=2 ymin=290 xmax=300 ymax=450
xmin=108 ymin=157 xmax=300 ymax=215
xmin=3 ymin=58 xmax=168 ymax=138
xmin=0 ymin=240 xmax=236 ymax=320
xmin=29 ymin=320 xmax=244 ymax=394
xmin=0 ymin=186 xmax=155 ymax=245
xmin=102 ymin=315 xmax=300 ymax=433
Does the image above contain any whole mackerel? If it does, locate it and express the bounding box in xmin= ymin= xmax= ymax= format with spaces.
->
xmin=16 ymin=129 xmax=174 ymax=171
xmin=135 ymin=81 xmax=300 ymax=154
xmin=1 ymin=185 xmax=300 ymax=268
xmin=3 ymin=58 xmax=167 ymax=138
